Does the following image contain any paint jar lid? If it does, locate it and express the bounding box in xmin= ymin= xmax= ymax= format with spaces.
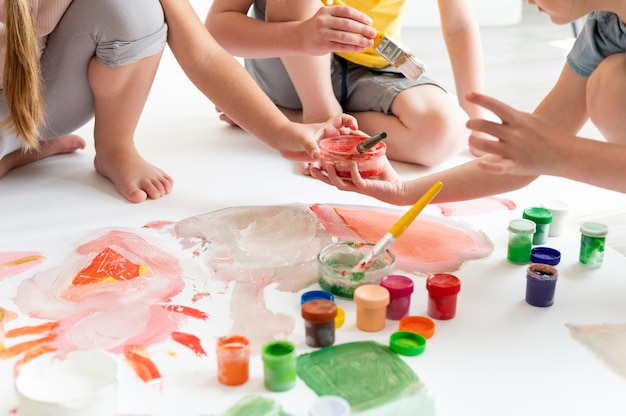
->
xmin=301 ymin=290 xmax=335 ymax=305
xmin=309 ymin=395 xmax=351 ymax=416
xmin=389 ymin=331 xmax=426 ymax=356
xmin=399 ymin=315 xmax=435 ymax=339
xmin=507 ymin=218 xmax=536 ymax=234
xmin=15 ymin=350 xmax=119 ymax=415
xmin=302 ymin=299 xmax=337 ymax=322
xmin=580 ymin=222 xmax=608 ymax=237
xmin=530 ymin=247 xmax=561 ymax=265
xmin=523 ymin=207 xmax=553 ymax=224
xmin=426 ymin=273 xmax=461 ymax=298
xmin=334 ymin=305 xmax=345 ymax=329
xmin=353 ymin=284 xmax=390 ymax=308
xmin=380 ymin=275 xmax=414 ymax=298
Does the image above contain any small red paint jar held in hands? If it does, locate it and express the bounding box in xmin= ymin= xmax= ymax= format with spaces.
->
xmin=426 ymin=273 xmax=461 ymax=320
xmin=318 ymin=135 xmax=386 ymax=179
xmin=380 ymin=274 xmax=414 ymax=320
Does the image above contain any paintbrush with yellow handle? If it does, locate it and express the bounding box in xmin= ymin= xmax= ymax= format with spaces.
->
xmin=321 ymin=0 xmax=426 ymax=81
xmin=352 ymin=181 xmax=443 ymax=272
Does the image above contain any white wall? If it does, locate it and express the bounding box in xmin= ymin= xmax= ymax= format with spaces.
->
xmin=403 ymin=0 xmax=523 ymax=27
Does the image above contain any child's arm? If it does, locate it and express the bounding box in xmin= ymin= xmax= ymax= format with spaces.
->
xmin=309 ymin=153 xmax=536 ymax=205
xmin=437 ymin=0 xmax=485 ymax=121
xmin=468 ymin=64 xmax=626 ymax=193
xmin=207 ymin=0 xmax=375 ymax=123
xmin=206 ymin=0 xmax=375 ymax=58
xmin=159 ymin=0 xmax=358 ymax=161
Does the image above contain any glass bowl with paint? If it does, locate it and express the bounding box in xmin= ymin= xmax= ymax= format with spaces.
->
xmin=317 ymin=242 xmax=395 ymax=299
xmin=318 ymin=135 xmax=386 ymax=179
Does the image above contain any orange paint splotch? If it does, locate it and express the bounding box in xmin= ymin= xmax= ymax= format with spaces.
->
xmin=72 ymin=247 xmax=146 ymax=286
xmin=0 ymin=333 xmax=57 ymax=360
xmin=326 ymin=206 xmax=492 ymax=272
xmin=124 ymin=345 xmax=161 ymax=382
xmin=5 ymin=321 xmax=59 ymax=338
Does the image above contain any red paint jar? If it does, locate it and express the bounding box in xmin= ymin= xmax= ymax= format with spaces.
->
xmin=319 ymin=135 xmax=386 ymax=179
xmin=380 ymin=275 xmax=414 ymax=320
xmin=301 ymin=299 xmax=337 ymax=348
xmin=426 ymin=273 xmax=461 ymax=320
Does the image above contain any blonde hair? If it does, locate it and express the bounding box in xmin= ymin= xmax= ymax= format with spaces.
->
xmin=1 ymin=0 xmax=44 ymax=150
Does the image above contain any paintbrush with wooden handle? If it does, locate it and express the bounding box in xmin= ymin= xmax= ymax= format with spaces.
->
xmin=321 ymin=0 xmax=426 ymax=81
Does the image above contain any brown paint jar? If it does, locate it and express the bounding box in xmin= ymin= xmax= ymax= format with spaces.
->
xmin=301 ymin=299 xmax=338 ymax=348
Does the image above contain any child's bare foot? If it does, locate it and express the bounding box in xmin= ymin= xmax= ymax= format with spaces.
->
xmin=93 ymin=146 xmax=173 ymax=203
xmin=0 ymin=134 xmax=86 ymax=177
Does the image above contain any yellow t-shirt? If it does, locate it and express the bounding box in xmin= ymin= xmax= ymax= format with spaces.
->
xmin=335 ymin=0 xmax=406 ymax=68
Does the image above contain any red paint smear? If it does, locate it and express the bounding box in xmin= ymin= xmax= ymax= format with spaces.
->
xmin=124 ymin=345 xmax=161 ymax=382
xmin=142 ymin=220 xmax=174 ymax=230
xmin=6 ymin=321 xmax=59 ymax=338
xmin=171 ymin=331 xmax=207 ymax=357
xmin=436 ymin=197 xmax=516 ymax=217
xmin=161 ymin=304 xmax=209 ymax=320
xmin=192 ymin=292 xmax=211 ymax=302
xmin=72 ymin=247 xmax=143 ymax=286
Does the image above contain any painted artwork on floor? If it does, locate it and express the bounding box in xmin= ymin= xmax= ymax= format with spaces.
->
xmin=0 ymin=204 xmax=493 ymax=413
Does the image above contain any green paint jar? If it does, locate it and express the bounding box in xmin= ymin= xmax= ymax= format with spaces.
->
xmin=262 ymin=340 xmax=297 ymax=392
xmin=507 ymin=219 xmax=536 ymax=264
xmin=579 ymin=222 xmax=608 ymax=268
xmin=523 ymin=207 xmax=553 ymax=245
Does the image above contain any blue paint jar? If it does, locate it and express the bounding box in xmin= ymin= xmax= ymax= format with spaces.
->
xmin=525 ymin=263 xmax=558 ymax=307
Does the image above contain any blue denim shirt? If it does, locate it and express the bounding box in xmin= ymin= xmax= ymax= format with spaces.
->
xmin=568 ymin=11 xmax=626 ymax=78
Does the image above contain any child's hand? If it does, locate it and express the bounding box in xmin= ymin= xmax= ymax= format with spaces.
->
xmin=309 ymin=156 xmax=407 ymax=205
xmin=298 ymin=5 xmax=375 ymax=55
xmin=275 ymin=114 xmax=360 ymax=162
xmin=466 ymin=92 xmax=570 ymax=177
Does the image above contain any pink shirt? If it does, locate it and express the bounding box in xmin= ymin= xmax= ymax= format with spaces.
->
xmin=0 ymin=0 xmax=72 ymax=86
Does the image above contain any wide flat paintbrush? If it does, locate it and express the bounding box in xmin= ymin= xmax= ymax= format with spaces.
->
xmin=321 ymin=0 xmax=426 ymax=81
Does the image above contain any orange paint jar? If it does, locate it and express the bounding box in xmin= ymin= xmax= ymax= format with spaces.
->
xmin=353 ymin=284 xmax=390 ymax=332
xmin=216 ymin=334 xmax=250 ymax=386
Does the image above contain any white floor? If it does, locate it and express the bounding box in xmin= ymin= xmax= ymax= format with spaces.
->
xmin=2 ymin=2 xmax=626 ymax=416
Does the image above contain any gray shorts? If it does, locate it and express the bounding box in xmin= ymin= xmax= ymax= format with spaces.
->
xmin=245 ymin=54 xmax=444 ymax=115
xmin=0 ymin=0 xmax=167 ymax=158
xmin=567 ymin=11 xmax=626 ymax=78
